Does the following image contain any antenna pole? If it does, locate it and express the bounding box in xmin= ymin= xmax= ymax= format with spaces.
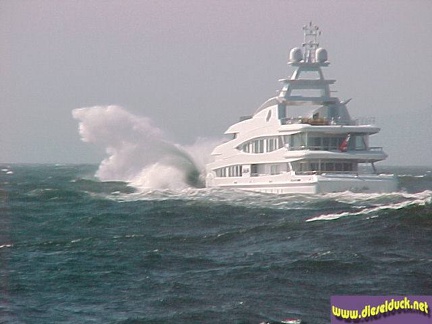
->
xmin=302 ymin=22 xmax=321 ymax=63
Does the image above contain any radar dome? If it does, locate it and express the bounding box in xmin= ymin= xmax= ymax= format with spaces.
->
xmin=289 ymin=47 xmax=303 ymax=62
xmin=316 ymin=48 xmax=328 ymax=63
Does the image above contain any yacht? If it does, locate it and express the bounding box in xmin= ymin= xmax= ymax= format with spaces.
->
xmin=205 ymin=23 xmax=397 ymax=194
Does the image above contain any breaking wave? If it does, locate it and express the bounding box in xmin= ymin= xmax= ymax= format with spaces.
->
xmin=72 ymin=105 xmax=219 ymax=190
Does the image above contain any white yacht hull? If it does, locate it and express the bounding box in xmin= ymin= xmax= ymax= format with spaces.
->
xmin=206 ymin=173 xmax=397 ymax=194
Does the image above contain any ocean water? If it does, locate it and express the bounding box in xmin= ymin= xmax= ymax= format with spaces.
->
xmin=0 ymin=164 xmax=431 ymax=323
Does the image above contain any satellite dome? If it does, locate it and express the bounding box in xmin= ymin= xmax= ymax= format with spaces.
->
xmin=316 ymin=48 xmax=328 ymax=63
xmin=289 ymin=47 xmax=303 ymax=62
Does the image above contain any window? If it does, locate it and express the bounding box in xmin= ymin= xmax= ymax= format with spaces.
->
xmin=278 ymin=137 xmax=284 ymax=149
xmin=310 ymin=162 xmax=319 ymax=171
xmin=343 ymin=163 xmax=353 ymax=172
xmin=325 ymin=163 xmax=334 ymax=171
xmin=311 ymin=137 xmax=321 ymax=150
xmin=236 ymin=165 xmax=242 ymax=177
xmin=266 ymin=110 xmax=272 ymax=122
xmin=240 ymin=137 xmax=284 ymax=154
xmin=215 ymin=165 xmax=243 ymax=177
xmin=290 ymin=89 xmax=323 ymax=97
xmin=291 ymin=160 xmax=357 ymax=174
xmin=216 ymin=167 xmax=226 ymax=177
xmin=323 ymin=137 xmax=330 ymax=150
xmin=286 ymin=133 xmax=307 ymax=150
xmin=296 ymin=70 xmax=321 ymax=80
xmin=270 ymin=165 xmax=280 ymax=175
xmin=351 ymin=135 xmax=367 ymax=150
xmin=266 ymin=138 xmax=276 ymax=152
xmin=251 ymin=164 xmax=258 ymax=176
xmin=252 ymin=139 xmax=264 ymax=153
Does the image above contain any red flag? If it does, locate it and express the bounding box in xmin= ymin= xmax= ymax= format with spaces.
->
xmin=339 ymin=134 xmax=351 ymax=152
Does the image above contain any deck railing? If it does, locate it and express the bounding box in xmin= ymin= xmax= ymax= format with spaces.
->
xmin=286 ymin=145 xmax=380 ymax=152
xmin=369 ymin=146 xmax=383 ymax=152
xmin=295 ymin=170 xmax=358 ymax=175
xmin=353 ymin=117 xmax=376 ymax=125
xmin=281 ymin=116 xmax=376 ymax=126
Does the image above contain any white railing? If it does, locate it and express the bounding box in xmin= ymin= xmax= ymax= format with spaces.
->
xmin=281 ymin=116 xmax=367 ymax=126
xmin=369 ymin=146 xmax=383 ymax=152
xmin=353 ymin=117 xmax=376 ymax=125
xmin=295 ymin=170 xmax=357 ymax=175
xmin=286 ymin=145 xmax=379 ymax=152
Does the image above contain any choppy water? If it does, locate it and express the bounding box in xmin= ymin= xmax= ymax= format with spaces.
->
xmin=0 ymin=164 xmax=431 ymax=323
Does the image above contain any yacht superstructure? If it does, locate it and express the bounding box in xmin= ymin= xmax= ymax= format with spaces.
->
xmin=205 ymin=23 xmax=397 ymax=194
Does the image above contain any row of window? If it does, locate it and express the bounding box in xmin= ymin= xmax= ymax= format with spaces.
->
xmin=286 ymin=134 xmax=367 ymax=151
xmin=214 ymin=161 xmax=358 ymax=178
xmin=237 ymin=134 xmax=368 ymax=153
xmin=292 ymin=161 xmax=357 ymax=173
xmin=239 ymin=137 xmax=284 ymax=153
xmin=215 ymin=165 xmax=243 ymax=178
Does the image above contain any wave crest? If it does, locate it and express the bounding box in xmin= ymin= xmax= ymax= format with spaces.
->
xmin=72 ymin=105 xmax=217 ymax=190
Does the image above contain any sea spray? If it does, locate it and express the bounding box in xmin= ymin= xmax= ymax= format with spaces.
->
xmin=72 ymin=105 xmax=218 ymax=190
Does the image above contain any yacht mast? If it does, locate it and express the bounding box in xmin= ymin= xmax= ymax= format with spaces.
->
xmin=302 ymin=21 xmax=321 ymax=63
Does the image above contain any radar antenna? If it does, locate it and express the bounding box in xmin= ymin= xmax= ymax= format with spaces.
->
xmin=302 ymin=21 xmax=321 ymax=63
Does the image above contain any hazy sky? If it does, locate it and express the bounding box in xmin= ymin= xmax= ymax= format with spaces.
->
xmin=1 ymin=0 xmax=431 ymax=166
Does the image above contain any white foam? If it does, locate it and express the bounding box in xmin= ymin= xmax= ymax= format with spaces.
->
xmin=306 ymin=191 xmax=432 ymax=222
xmin=72 ymin=105 xmax=220 ymax=190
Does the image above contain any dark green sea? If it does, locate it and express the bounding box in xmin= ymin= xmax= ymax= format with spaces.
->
xmin=0 ymin=164 xmax=431 ymax=323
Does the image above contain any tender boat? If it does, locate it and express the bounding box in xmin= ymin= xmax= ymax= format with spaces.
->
xmin=206 ymin=22 xmax=397 ymax=194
